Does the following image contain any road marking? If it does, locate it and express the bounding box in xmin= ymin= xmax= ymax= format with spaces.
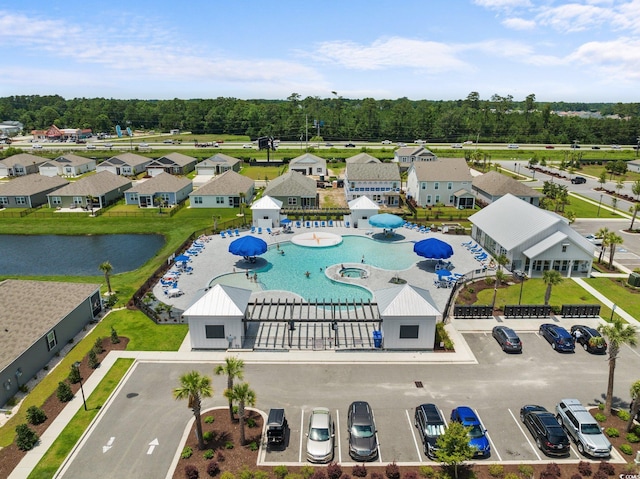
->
xmin=147 ymin=438 xmax=159 ymax=455
xmin=371 ymin=408 xmax=382 ymax=463
xmin=406 ymin=409 xmax=423 ymax=462
xmin=336 ymin=408 xmax=342 ymax=464
xmin=474 ymin=409 xmax=501 ymax=461
xmin=299 ymin=411 xmax=304 ymax=463
xmin=102 ymin=436 xmax=115 ymax=453
xmin=507 ymin=408 xmax=541 ymax=460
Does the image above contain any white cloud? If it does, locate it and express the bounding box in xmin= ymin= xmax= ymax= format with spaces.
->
xmin=566 ymin=37 xmax=640 ymax=81
xmin=473 ymin=0 xmax=531 ymax=8
xmin=502 ymin=17 xmax=536 ymax=30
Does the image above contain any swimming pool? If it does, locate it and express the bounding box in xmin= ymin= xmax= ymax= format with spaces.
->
xmin=215 ymin=235 xmax=417 ymax=302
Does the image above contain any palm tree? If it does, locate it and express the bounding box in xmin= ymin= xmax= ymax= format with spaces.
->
xmin=491 ymin=269 xmax=507 ymax=310
xmin=627 ymin=380 xmax=640 ymax=432
xmin=98 ymin=261 xmax=113 ymax=294
xmin=214 ymin=356 xmax=245 ymax=421
xmin=596 ymin=227 xmax=609 ymax=263
xmin=224 ymin=382 xmax=256 ymax=445
xmin=606 ymin=232 xmax=623 ymax=268
xmin=542 ymin=270 xmax=563 ymax=306
xmin=629 ymin=204 xmax=640 ymax=231
xmin=632 ymin=179 xmax=640 ymax=201
xmin=173 ymin=371 xmax=213 ymax=450
xmin=598 ymin=318 xmax=638 ymax=413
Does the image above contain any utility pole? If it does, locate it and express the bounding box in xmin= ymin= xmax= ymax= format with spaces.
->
xmin=305 ymin=115 xmax=308 ymax=151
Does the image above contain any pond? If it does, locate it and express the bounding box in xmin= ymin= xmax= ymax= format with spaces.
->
xmin=0 ymin=234 xmax=165 ymax=276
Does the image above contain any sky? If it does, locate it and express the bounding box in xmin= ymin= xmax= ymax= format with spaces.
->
xmin=1 ymin=0 xmax=640 ymax=103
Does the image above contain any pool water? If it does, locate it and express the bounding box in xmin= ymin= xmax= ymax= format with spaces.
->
xmin=340 ymin=267 xmax=367 ymax=278
xmin=251 ymin=235 xmax=416 ymax=301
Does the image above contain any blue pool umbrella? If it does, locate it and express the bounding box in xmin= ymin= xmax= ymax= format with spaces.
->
xmin=368 ymin=213 xmax=405 ymax=230
xmin=174 ymin=254 xmax=190 ymax=262
xmin=436 ymin=269 xmax=452 ymax=278
xmin=413 ymin=238 xmax=454 ymax=260
xmin=280 ymin=218 xmax=292 ymax=225
xmin=228 ymin=235 xmax=268 ymax=257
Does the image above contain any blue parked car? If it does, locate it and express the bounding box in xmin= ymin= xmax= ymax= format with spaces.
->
xmin=539 ymin=324 xmax=575 ymax=352
xmin=450 ymin=406 xmax=490 ymax=458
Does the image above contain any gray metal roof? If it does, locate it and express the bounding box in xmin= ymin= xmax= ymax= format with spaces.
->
xmin=346 ymin=163 xmax=400 ymax=181
xmin=264 ymin=171 xmax=317 ymax=197
xmin=0 ymin=174 xmax=68 ymax=195
xmin=523 ymin=231 xmax=568 ymax=258
xmin=49 ymin=171 xmax=132 ymax=196
xmin=375 ymin=284 xmax=440 ymax=317
xmin=192 ymin=170 xmax=254 ymax=196
xmin=183 ymin=284 xmax=252 ymax=317
xmin=409 ymin=158 xmax=473 ymax=181
xmin=128 ymin=172 xmax=191 ymax=194
xmin=472 ymin=171 xmax=543 ymax=198
xmin=0 ymin=279 xmax=100 ymax=372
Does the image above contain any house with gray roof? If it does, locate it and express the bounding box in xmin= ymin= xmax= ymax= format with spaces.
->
xmin=0 ymin=174 xmax=69 ymax=208
xmin=393 ymin=146 xmax=437 ymax=171
xmin=0 ymin=153 xmax=47 ymax=177
xmin=289 ymin=153 xmax=327 ymax=177
xmin=344 ymin=163 xmax=401 ymax=206
xmin=472 ymin=171 xmax=542 ymax=206
xmin=97 ymin=152 xmax=152 ymax=176
xmin=195 ymin=153 xmax=241 ymax=176
xmin=47 ymin=171 xmax=132 ymax=210
xmin=345 ymin=153 xmax=381 ymax=165
xmin=125 ymin=172 xmax=193 ymax=207
xmin=405 ymin=157 xmax=475 ymax=209
xmin=0 ymin=279 xmax=102 ymax=408
xmin=627 ymin=160 xmax=640 ymax=174
xmin=189 ymin=170 xmax=254 ymax=208
xmin=263 ymin=170 xmax=317 ymax=208
xmin=469 ymin=194 xmax=594 ymax=277
xmin=146 ymin=152 xmax=197 ymax=177
xmin=39 ymin=154 xmax=96 ymax=177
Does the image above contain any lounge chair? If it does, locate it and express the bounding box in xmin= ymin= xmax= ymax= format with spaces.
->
xmin=462 ymin=240 xmax=472 ymax=247
xmin=267 ymin=227 xmax=272 ymax=235
xmin=258 ymin=227 xmax=262 ymax=234
xmin=227 ymin=229 xmax=232 ymax=237
xmin=296 ymin=221 xmax=301 ymax=228
xmin=328 ymin=220 xmax=334 ymax=227
xmin=235 ymin=229 xmax=240 ymax=236
xmin=314 ymin=221 xmax=319 ymax=228
xmin=321 ymin=221 xmax=326 ymax=227
xmin=220 ymin=231 xmax=226 ymax=238
xmin=345 ymin=221 xmax=350 ymax=228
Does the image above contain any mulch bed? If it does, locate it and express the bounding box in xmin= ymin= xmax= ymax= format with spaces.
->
xmin=0 ymin=336 xmax=129 ymax=479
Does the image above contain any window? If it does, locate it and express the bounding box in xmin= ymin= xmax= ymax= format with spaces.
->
xmin=205 ymin=325 xmax=225 ymax=339
xmin=400 ymin=325 xmax=419 ymax=339
xmin=316 ymin=167 xmax=322 ymax=173
xmin=73 ymin=196 xmax=83 ymax=205
xmin=447 ymin=182 xmax=453 ymax=190
xmin=434 ymin=182 xmax=439 ymax=190
xmin=449 ymin=195 xmax=454 ymax=204
xmin=193 ymin=196 xmax=202 ymax=204
xmin=435 ymin=195 xmax=440 ymax=203
xmin=562 ymin=243 xmax=569 ymax=252
xmin=288 ymin=197 xmax=297 ymax=206
xmin=46 ymin=330 xmax=57 ymax=350
xmin=216 ymin=197 xmax=225 ymax=204
xmin=427 ymin=195 xmax=432 ymax=204
xmin=15 ymin=197 xmax=26 ymax=205
xmin=0 ymin=197 xmax=8 ymax=205
xmin=421 ymin=182 xmax=426 ymax=190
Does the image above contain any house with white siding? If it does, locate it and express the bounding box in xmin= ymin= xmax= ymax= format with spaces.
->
xmin=0 ymin=153 xmax=47 ymax=177
xmin=344 ymin=163 xmax=401 ymax=206
xmin=39 ymin=154 xmax=96 ymax=177
xmin=393 ymin=146 xmax=437 ymax=171
xmin=289 ymin=153 xmax=327 ymax=177
xmin=189 ymin=170 xmax=254 ymax=208
xmin=405 ymin=157 xmax=475 ymax=209
xmin=195 ymin=154 xmax=241 ymax=176
xmin=97 ymin=152 xmax=152 ymax=176
xmin=472 ymin=171 xmax=543 ymax=206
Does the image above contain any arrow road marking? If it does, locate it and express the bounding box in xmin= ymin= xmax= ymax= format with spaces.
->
xmin=147 ymin=438 xmax=159 ymax=455
xmin=102 ymin=437 xmax=115 ymax=453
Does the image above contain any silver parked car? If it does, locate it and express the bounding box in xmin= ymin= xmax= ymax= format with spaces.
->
xmin=306 ymin=408 xmax=334 ymax=463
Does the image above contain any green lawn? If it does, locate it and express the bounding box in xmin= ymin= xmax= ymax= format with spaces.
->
xmin=583 ymin=277 xmax=640 ymax=320
xmin=565 ymin=193 xmax=622 ymax=218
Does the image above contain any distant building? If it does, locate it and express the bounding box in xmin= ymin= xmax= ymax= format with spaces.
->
xmin=31 ymin=125 xmax=92 ymax=142
xmin=0 ymin=121 xmax=23 ymax=137
xmin=472 ymin=171 xmax=542 ymax=206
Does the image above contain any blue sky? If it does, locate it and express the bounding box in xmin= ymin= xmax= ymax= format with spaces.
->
xmin=1 ymin=0 xmax=639 ymax=102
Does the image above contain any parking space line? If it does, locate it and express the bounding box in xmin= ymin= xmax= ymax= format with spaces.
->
xmin=405 ymin=409 xmax=423 ymax=463
xmin=336 ymin=408 xmax=342 ymax=464
xmin=474 ymin=409 xmax=501 ymax=461
xmin=507 ymin=408 xmax=541 ymax=460
xmin=299 ymin=411 xmax=304 ymax=463
xmin=371 ymin=408 xmax=382 ymax=463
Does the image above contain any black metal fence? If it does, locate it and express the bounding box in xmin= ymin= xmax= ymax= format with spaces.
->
xmin=504 ymin=305 xmax=552 ymax=318
xmin=453 ymin=305 xmax=494 ymax=318
xmin=560 ymin=304 xmax=601 ymax=318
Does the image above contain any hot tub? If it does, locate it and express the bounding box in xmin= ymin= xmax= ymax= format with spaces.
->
xmin=339 ymin=267 xmax=368 ymax=278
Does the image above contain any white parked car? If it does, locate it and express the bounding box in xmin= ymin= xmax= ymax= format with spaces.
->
xmin=86 ymin=144 xmax=96 ymax=150
xmin=139 ymin=143 xmax=149 ymax=148
xmin=508 ymin=144 xmax=519 ymax=149
xmin=32 ymin=144 xmax=42 ymax=149
xmin=306 ymin=408 xmax=334 ymax=463
xmin=242 ymin=144 xmax=254 ymax=149
xmin=415 ymin=139 xmax=426 ymax=144
xmin=585 ymin=234 xmax=603 ymax=246
xmin=451 ymin=143 xmax=463 ymax=149
xmin=381 ymin=140 xmax=393 ymax=145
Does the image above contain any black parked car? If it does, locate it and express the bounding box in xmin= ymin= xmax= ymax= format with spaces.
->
xmin=520 ymin=405 xmax=570 ymax=456
xmin=571 ymin=325 xmax=607 ymax=354
xmin=347 ymin=401 xmax=378 ymax=461
xmin=492 ymin=326 xmax=522 ymax=353
xmin=266 ymin=408 xmax=288 ymax=447
xmin=539 ymin=324 xmax=575 ymax=352
xmin=571 ymin=176 xmax=587 ymax=184
xmin=414 ymin=403 xmax=446 ymax=459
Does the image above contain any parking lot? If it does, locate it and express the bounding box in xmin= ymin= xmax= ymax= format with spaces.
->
xmin=58 ymin=328 xmax=636 ymax=477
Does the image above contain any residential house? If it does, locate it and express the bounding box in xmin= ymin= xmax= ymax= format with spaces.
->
xmin=39 ymin=154 xmax=96 ymax=177
xmin=97 ymin=152 xmax=152 ymax=176
xmin=472 ymin=171 xmax=543 ymax=206
xmin=289 ymin=153 xmax=327 ymax=177
xmin=146 ymin=152 xmax=197 ymax=177
xmin=262 ymin=170 xmax=318 ymax=208
xmin=189 ymin=170 xmax=254 ymax=208
xmin=195 ymin=154 xmax=241 ymax=175
xmin=393 ymin=146 xmax=437 ymax=171
xmin=469 ymin=194 xmax=594 ymax=277
xmin=405 ymin=157 xmax=475 ymax=209
xmin=0 ymin=279 xmax=102 ymax=407
xmin=345 ymin=153 xmax=381 ymax=165
xmin=0 ymin=153 xmax=47 ymax=177
xmin=125 ymin=172 xmax=193 ymax=207
xmin=0 ymin=175 xmax=69 ymax=208
xmin=47 ymin=171 xmax=132 ymax=210
xmin=627 ymin=160 xmax=640 ymax=174
xmin=344 ymin=163 xmax=401 ymax=206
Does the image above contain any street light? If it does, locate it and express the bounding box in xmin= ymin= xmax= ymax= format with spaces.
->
xmin=597 ymin=194 xmax=603 ymax=217
xmin=515 ymin=271 xmax=527 ymax=305
xmin=610 ymin=304 xmax=617 ymax=322
xmin=73 ymin=361 xmax=87 ymax=411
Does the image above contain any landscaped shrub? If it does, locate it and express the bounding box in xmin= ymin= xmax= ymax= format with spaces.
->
xmin=489 ymin=464 xmax=504 ymax=477
xmin=543 ymin=463 xmax=561 ymax=478
xmin=274 ymin=466 xmax=288 ymax=479
xmin=93 ymin=337 xmax=105 ymax=354
xmin=617 ymin=410 xmax=631 ymax=421
xmin=598 ymin=462 xmax=615 ymax=476
xmin=247 ymin=417 xmax=257 ymax=428
xmin=56 ymin=381 xmax=73 ymax=402
xmin=518 ymin=465 xmax=535 ymax=479
xmin=181 ymin=446 xmax=193 ymax=459
xmin=598 ymin=404 xmax=605 ymax=411
xmin=225 ymin=441 xmax=234 ymax=449
xmin=248 ymin=441 xmax=258 ymax=451
xmin=238 ymin=466 xmax=253 ymax=479
xmin=352 ymin=464 xmax=368 ymax=478
xmin=254 ymin=471 xmax=269 ymax=479
xmin=204 ymin=416 xmax=215 ymax=424
xmin=203 ymin=431 xmax=213 ymax=441
xmin=604 ymin=427 xmax=619 ymax=438
xmin=418 ymin=466 xmax=434 ymax=478
xmin=68 ymin=365 xmax=81 ymax=384
xmin=327 ymin=462 xmax=343 ymax=479
xmin=26 ymin=405 xmax=47 ymax=425
xmin=626 ymin=432 xmax=640 ymax=443
xmin=220 ymin=472 xmax=235 ymax=479
xmin=505 ymin=474 xmax=519 ymax=479
xmin=578 ymin=461 xmax=592 ymax=476
xmin=594 ymin=413 xmax=607 ymax=422
xmin=88 ymin=349 xmax=100 ymax=369
xmin=216 ymin=451 xmax=225 ymax=462
xmin=207 ymin=461 xmax=220 ymax=477
xmin=571 ymin=474 xmax=582 ymax=479
xmin=592 ymin=471 xmax=607 ymax=479
xmin=15 ymin=423 xmax=39 ymax=451
xmin=110 ymin=326 xmax=120 ymax=344
xmin=620 ymin=444 xmax=633 ymax=455
xmin=385 ymin=462 xmax=400 ymax=479
xmin=203 ymin=449 xmax=215 ymax=459
xmin=310 ymin=470 xmax=327 ymax=479
xmin=184 ymin=465 xmax=199 ymax=479
xmin=370 ymin=473 xmax=383 ymax=479
xmin=300 ymin=466 xmax=315 ymax=479
xmin=403 ymin=472 xmax=418 ymax=479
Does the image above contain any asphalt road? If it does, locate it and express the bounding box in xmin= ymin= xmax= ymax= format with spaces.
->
xmin=57 ymin=332 xmax=639 ymax=478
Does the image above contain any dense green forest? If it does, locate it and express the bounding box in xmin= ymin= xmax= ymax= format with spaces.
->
xmin=1 ymin=93 xmax=640 ymax=145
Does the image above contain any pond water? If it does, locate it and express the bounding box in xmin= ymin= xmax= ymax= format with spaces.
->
xmin=0 ymin=234 xmax=165 ymax=276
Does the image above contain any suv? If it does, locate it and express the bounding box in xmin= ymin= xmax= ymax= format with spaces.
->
xmin=571 ymin=176 xmax=586 ymax=184
xmin=539 ymin=324 xmax=575 ymax=352
xmin=571 ymin=325 xmax=607 ymax=354
xmin=414 ymin=403 xmax=446 ymax=458
xmin=450 ymin=406 xmax=490 ymax=458
xmin=555 ymin=399 xmax=612 ymax=458
xmin=520 ymin=405 xmax=570 ymax=456
xmin=347 ymin=401 xmax=378 ymax=461
xmin=266 ymin=408 xmax=288 ymax=447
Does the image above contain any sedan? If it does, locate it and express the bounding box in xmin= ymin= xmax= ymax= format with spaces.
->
xmin=242 ymin=144 xmax=254 ymax=149
xmin=571 ymin=325 xmax=607 ymax=354
xmin=306 ymin=408 xmax=334 ymax=463
xmin=491 ymin=326 xmax=522 ymax=353
xmin=345 ymin=143 xmax=356 ymax=148
xmin=545 ymin=145 xmax=555 ymax=149
xmin=32 ymin=144 xmax=43 ymax=149
xmin=347 ymin=401 xmax=378 ymax=461
xmin=520 ymin=405 xmax=570 ymax=456
xmin=450 ymin=406 xmax=490 ymax=458
xmin=539 ymin=324 xmax=575 ymax=352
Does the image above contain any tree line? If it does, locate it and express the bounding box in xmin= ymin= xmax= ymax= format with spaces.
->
xmin=1 ymin=93 xmax=639 ymax=145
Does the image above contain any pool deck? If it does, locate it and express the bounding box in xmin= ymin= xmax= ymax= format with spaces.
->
xmin=153 ymin=225 xmax=490 ymax=316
